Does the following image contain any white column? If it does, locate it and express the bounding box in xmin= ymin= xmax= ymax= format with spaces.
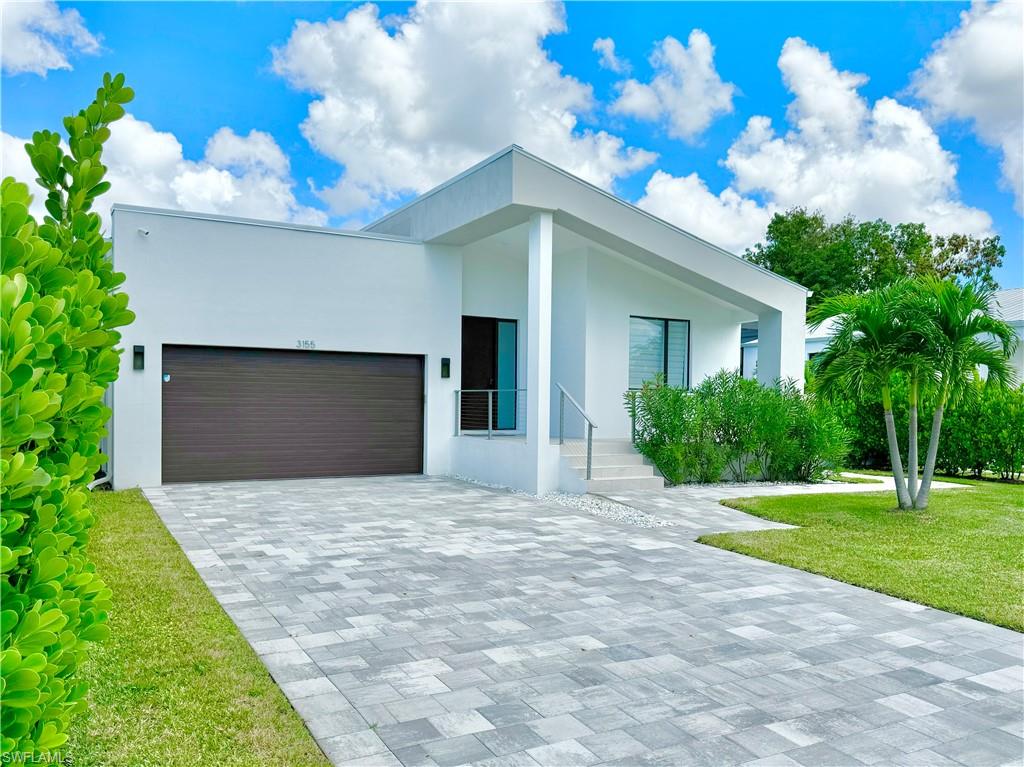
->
xmin=757 ymin=305 xmax=806 ymax=388
xmin=527 ymin=211 xmax=554 ymax=491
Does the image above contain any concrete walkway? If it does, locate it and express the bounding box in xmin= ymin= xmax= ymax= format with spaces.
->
xmin=602 ymin=473 xmax=968 ymax=536
xmin=148 ymin=477 xmax=1021 ymax=767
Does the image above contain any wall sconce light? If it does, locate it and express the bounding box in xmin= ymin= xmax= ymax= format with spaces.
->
xmin=133 ymin=345 xmax=145 ymax=370
xmin=441 ymin=357 xmax=451 ymax=379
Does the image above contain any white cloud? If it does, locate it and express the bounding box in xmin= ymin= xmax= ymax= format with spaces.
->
xmin=637 ymin=170 xmax=774 ymax=253
xmin=593 ymin=37 xmax=628 ymax=73
xmin=610 ymin=30 xmax=735 ymax=141
xmin=204 ymin=127 xmax=291 ymax=177
xmin=638 ymin=37 xmax=993 ymax=253
xmin=272 ymin=1 xmax=656 ymax=216
xmin=913 ymin=0 xmax=1023 ymax=212
xmin=2 ymin=117 xmax=326 ymax=228
xmin=0 ymin=0 xmax=100 ymax=75
xmin=2 ymin=132 xmax=45 ymax=218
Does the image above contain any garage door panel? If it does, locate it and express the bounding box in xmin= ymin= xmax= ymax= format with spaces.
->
xmin=162 ymin=345 xmax=424 ymax=482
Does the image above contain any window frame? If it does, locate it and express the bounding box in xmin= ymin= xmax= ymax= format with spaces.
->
xmin=628 ymin=315 xmax=691 ymax=390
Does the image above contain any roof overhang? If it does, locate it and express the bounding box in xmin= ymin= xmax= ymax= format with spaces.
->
xmin=365 ymin=146 xmax=807 ymax=315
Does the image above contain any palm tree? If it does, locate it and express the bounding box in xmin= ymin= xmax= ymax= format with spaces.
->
xmin=912 ymin=278 xmax=1017 ymax=509
xmin=812 ymin=277 xmax=1018 ymax=510
xmin=809 ymin=281 xmax=924 ymax=509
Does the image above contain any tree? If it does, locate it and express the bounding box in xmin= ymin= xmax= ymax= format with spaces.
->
xmin=2 ymin=74 xmax=134 ymax=759
xmin=810 ymin=278 xmax=1017 ymax=510
xmin=912 ymin=278 xmax=1017 ymax=508
xmin=932 ymin=234 xmax=1005 ymax=288
xmin=810 ymin=281 xmax=922 ymax=508
xmin=745 ymin=209 xmax=1005 ymax=307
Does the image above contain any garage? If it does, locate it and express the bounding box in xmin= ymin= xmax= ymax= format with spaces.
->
xmin=161 ymin=345 xmax=424 ymax=482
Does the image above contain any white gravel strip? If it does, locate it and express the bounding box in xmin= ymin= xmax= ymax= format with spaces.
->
xmin=449 ymin=474 xmax=672 ymax=528
xmin=540 ymin=492 xmax=672 ymax=528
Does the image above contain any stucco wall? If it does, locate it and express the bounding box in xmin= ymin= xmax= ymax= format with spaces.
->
xmin=551 ymin=248 xmax=588 ymax=439
xmin=585 ymin=247 xmax=748 ymax=438
xmin=111 ymin=207 xmax=462 ymax=489
xmin=112 ymin=206 xmax=793 ymax=492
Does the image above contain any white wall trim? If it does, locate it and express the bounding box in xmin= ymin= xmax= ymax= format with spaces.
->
xmin=112 ymin=204 xmax=421 ymax=244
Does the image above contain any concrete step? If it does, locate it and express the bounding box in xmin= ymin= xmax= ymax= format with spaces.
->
xmin=585 ymin=475 xmax=665 ymax=492
xmin=559 ymin=437 xmax=663 ymax=492
xmin=560 ymin=439 xmax=638 ymax=456
xmin=585 ymin=464 xmax=657 ymax=479
xmin=565 ymin=452 xmax=648 ymax=468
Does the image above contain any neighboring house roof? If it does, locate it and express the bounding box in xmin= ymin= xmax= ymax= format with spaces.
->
xmin=743 ymin=288 xmax=1024 ymax=349
xmin=743 ymin=316 xmax=837 ymax=348
xmin=993 ymin=287 xmax=1024 ymax=324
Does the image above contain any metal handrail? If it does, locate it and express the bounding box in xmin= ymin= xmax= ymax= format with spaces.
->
xmin=454 ymin=388 xmax=527 ymax=439
xmin=557 ymin=383 xmax=597 ymax=480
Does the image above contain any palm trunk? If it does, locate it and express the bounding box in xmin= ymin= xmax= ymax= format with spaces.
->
xmin=907 ymin=377 xmax=918 ymax=503
xmin=882 ymin=386 xmax=912 ymax=509
xmin=914 ymin=402 xmax=946 ymax=510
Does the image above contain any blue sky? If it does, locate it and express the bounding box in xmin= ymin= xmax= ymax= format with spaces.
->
xmin=3 ymin=1 xmax=1021 ymax=287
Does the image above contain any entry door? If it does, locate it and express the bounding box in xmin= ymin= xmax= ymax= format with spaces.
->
xmin=461 ymin=316 xmax=517 ymax=430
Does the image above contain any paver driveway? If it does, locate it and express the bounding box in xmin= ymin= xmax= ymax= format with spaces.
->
xmin=148 ymin=477 xmax=1023 ymax=767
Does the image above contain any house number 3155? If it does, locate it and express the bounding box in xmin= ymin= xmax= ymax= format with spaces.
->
xmin=296 ymin=339 xmax=316 ymax=350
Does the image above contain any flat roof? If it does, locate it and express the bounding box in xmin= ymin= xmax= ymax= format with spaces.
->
xmin=365 ymin=144 xmax=808 ymax=294
xmin=111 ymin=203 xmax=422 ymax=244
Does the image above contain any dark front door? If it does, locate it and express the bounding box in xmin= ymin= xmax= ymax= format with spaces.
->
xmin=161 ymin=345 xmax=424 ymax=482
xmin=461 ymin=316 xmax=517 ymax=430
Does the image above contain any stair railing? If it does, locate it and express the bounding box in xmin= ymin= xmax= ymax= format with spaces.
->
xmin=557 ymin=383 xmax=597 ymax=480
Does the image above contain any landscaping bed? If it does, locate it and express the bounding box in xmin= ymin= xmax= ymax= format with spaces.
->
xmin=67 ymin=490 xmax=329 ymax=767
xmin=699 ymin=480 xmax=1024 ymax=632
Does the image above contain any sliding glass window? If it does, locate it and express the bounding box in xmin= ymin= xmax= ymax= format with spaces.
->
xmin=628 ymin=316 xmax=690 ymax=389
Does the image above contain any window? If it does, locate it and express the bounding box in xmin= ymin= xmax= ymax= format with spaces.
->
xmin=629 ymin=316 xmax=689 ymax=389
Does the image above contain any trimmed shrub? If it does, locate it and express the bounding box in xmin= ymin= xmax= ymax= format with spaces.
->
xmin=626 ymin=379 xmax=724 ymax=484
xmin=816 ymin=368 xmax=1024 ymax=480
xmin=627 ymin=370 xmax=849 ymax=484
xmin=988 ymin=385 xmax=1024 ymax=480
xmin=935 ymin=382 xmax=1024 ymax=480
xmin=784 ymin=386 xmax=851 ymax=482
xmin=1 ymin=74 xmax=134 ymax=759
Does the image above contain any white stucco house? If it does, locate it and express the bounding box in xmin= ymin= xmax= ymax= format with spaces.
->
xmin=741 ymin=288 xmax=1024 ymax=382
xmin=110 ymin=146 xmax=807 ymax=494
xmin=991 ymin=288 xmax=1024 ymax=376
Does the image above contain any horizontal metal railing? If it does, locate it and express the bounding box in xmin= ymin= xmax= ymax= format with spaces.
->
xmin=454 ymin=389 xmax=527 ymax=439
xmin=557 ymin=383 xmax=598 ymax=480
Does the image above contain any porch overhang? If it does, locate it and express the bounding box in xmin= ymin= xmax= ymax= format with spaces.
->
xmin=364 ymin=145 xmax=808 ymax=317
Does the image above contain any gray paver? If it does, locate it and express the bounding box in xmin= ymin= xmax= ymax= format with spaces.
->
xmin=319 ymin=729 xmax=390 ymax=762
xmin=422 ymin=733 xmax=493 ymax=767
xmin=148 ymin=476 xmax=1024 ymax=767
xmin=525 ymin=738 xmax=598 ymax=766
xmin=377 ymin=718 xmax=445 ymax=750
xmin=475 ymin=724 xmax=546 ymax=756
xmin=526 ymin=713 xmax=593 ymax=743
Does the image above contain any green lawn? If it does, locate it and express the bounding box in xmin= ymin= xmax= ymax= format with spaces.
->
xmin=700 ymin=480 xmax=1024 ymax=632
xmin=67 ymin=490 xmax=330 ymax=767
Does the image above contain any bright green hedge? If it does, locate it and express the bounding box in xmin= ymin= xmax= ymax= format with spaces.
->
xmin=626 ymin=370 xmax=850 ymax=484
xmin=937 ymin=382 xmax=1024 ymax=480
xmin=825 ymin=372 xmax=1024 ymax=480
xmin=1 ymin=73 xmax=134 ymax=759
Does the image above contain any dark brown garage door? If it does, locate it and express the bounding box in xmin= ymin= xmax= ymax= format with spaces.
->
xmin=161 ymin=345 xmax=424 ymax=482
